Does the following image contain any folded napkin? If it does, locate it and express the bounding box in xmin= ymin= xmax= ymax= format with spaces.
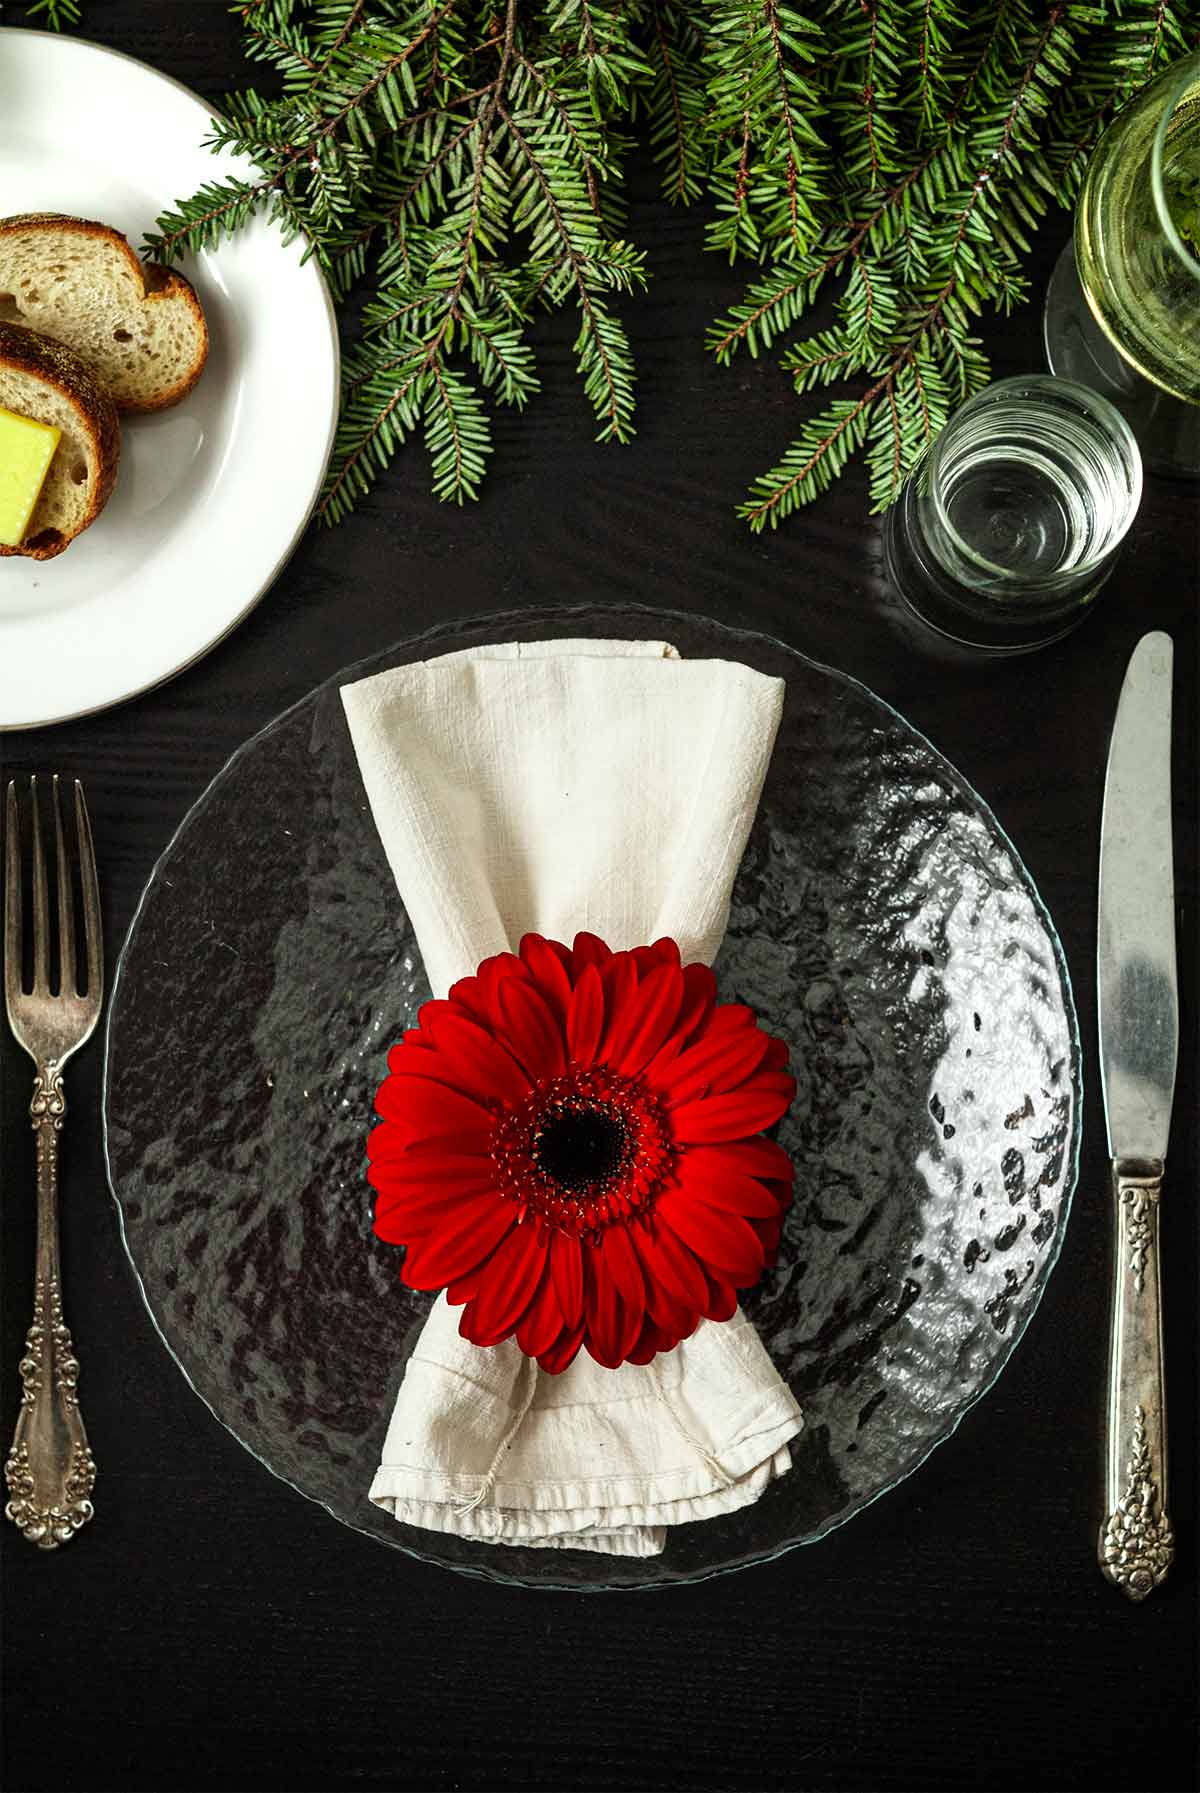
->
xmin=341 ymin=638 xmax=803 ymax=1556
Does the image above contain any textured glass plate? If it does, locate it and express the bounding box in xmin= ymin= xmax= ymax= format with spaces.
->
xmin=103 ymin=606 xmax=1081 ymax=1590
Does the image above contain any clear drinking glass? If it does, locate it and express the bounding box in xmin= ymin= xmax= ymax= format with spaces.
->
xmin=882 ymin=375 xmax=1143 ymax=652
xmin=1044 ymin=50 xmax=1200 ymax=476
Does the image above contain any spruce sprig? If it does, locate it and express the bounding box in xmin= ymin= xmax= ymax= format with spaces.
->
xmin=143 ymin=0 xmax=1200 ymax=524
xmin=21 ymin=0 xmax=83 ymax=27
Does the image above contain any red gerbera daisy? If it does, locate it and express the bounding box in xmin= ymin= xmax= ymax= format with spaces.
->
xmin=367 ymin=932 xmax=795 ymax=1374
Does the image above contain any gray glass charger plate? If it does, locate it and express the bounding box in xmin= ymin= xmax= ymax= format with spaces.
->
xmin=103 ymin=605 xmax=1081 ymax=1590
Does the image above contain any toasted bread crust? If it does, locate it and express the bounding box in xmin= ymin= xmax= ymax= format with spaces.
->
xmin=0 ymin=319 xmax=120 ymax=559
xmin=0 ymin=212 xmax=209 ymax=413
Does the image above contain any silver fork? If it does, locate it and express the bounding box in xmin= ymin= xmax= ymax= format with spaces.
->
xmin=4 ymin=776 xmax=102 ymax=1549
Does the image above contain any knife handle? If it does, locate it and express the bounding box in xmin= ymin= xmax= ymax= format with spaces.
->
xmin=1100 ymin=1159 xmax=1173 ymax=1600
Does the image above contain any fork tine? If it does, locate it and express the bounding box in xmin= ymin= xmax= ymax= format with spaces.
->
xmin=30 ymin=775 xmax=50 ymax=996
xmin=75 ymin=781 xmax=102 ymax=1006
xmin=4 ymin=780 xmax=21 ymax=1011
xmin=53 ymin=775 xmax=76 ymax=997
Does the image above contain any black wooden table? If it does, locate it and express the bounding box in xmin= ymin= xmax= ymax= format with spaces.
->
xmin=2 ymin=9 xmax=1197 ymax=1792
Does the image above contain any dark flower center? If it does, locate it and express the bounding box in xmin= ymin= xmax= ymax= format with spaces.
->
xmin=534 ymin=1105 xmax=628 ymax=1190
xmin=491 ymin=1065 xmax=675 ymax=1239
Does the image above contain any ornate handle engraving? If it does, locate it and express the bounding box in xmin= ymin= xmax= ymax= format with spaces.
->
xmin=4 ymin=1067 xmax=96 ymax=1549
xmin=1100 ymin=1159 xmax=1171 ymax=1600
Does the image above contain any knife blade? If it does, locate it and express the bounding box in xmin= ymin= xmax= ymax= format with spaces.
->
xmin=1096 ymin=630 xmax=1176 ymax=1602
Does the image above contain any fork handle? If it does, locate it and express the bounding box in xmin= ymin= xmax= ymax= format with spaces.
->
xmin=1099 ymin=1158 xmax=1173 ymax=1600
xmin=5 ymin=1062 xmax=96 ymax=1549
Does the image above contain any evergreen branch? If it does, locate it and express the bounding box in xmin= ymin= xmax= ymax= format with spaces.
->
xmin=512 ymin=50 xmax=604 ymax=214
xmin=765 ymin=0 xmax=807 ymax=251
xmin=740 ymin=274 xmax=955 ymax=527
xmin=150 ymin=1 xmax=460 ymax=260
xmin=23 ymin=0 xmax=81 ymax=27
xmin=497 ymin=97 xmax=638 ymax=439
xmin=951 ymin=4 xmax=1067 ymax=253
xmin=651 ymin=3 xmax=689 ymax=202
xmin=313 ymin=0 xmax=367 ymax=79
xmin=318 ymin=354 xmax=428 ymax=524
xmin=153 ymin=0 xmax=1200 ymax=522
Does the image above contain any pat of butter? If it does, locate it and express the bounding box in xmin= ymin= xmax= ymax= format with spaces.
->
xmin=0 ymin=405 xmax=61 ymax=547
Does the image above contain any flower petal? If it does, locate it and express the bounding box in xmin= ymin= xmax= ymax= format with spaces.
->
xmin=383 ymin=1041 xmax=443 ymax=1081
xmin=652 ymin=1025 xmax=769 ymax=1104
xmin=571 ymin=932 xmax=612 ymax=972
xmin=762 ymin=1036 xmax=791 ymax=1071
xmin=519 ymin=933 xmax=573 ymax=1021
xmin=446 ymin=974 xmax=488 ymax=1027
xmin=611 ymin=962 xmax=685 ymax=1076
xmin=445 ymin=1263 xmax=489 ymax=1305
xmin=683 ymin=1138 xmax=794 ymax=1184
xmin=649 ymin=937 xmax=682 ymax=970
xmin=636 ymin=1257 xmax=697 ymax=1336
xmin=374 ymin=1075 xmax=495 ymax=1147
xmin=670 ymin=1076 xmax=795 ymax=1143
xmin=702 ymin=1270 xmax=738 ymax=1323
xmin=638 ymin=1217 xmax=711 ymax=1312
xmin=538 ymin=1320 xmax=586 ymax=1375
xmin=472 ymin=952 xmax=532 ymax=1032
xmin=668 ymin=962 xmax=718 ymax=1052
xmin=656 ymin=1189 xmax=765 ymax=1284
xmin=398 ymin=1198 xmax=515 ymax=1286
xmin=599 ymin=1223 xmax=646 ymax=1312
xmin=424 ymin=1008 xmax=532 ymax=1108
xmin=374 ymin=1142 xmax=496 ymax=1199
xmin=515 ymin=1260 xmax=565 ymax=1357
xmin=707 ymin=1003 xmax=757 ymax=1033
xmin=458 ymin=1223 xmax=548 ymax=1346
xmin=549 ymin=1229 xmax=584 ymax=1330
xmin=751 ymin=1213 xmax=786 ymax=1265
xmin=371 ymin=1171 xmax=500 ymax=1234
xmin=497 ymin=975 xmax=566 ymax=1081
xmin=672 ymin=1161 xmax=784 ymax=1218
xmin=414 ymin=998 xmax=458 ymax=1035
xmin=626 ymin=1314 xmax=674 ymax=1365
xmin=565 ymin=962 xmax=605 ymax=1066
xmin=596 ymin=952 xmax=638 ymax=1064
xmin=375 ymin=1183 xmax=498 ymax=1244
xmin=583 ymin=1244 xmax=642 ymax=1368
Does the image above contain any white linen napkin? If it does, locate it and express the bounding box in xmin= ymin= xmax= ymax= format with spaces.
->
xmin=341 ymin=638 xmax=803 ymax=1556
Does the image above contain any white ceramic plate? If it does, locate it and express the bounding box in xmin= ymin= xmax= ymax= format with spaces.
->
xmin=0 ymin=30 xmax=339 ymax=730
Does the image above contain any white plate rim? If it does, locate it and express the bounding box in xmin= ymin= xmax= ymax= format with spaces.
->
xmin=0 ymin=27 xmax=341 ymax=732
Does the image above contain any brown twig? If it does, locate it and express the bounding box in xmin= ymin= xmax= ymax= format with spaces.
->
xmin=765 ymin=0 xmax=805 ymax=251
xmin=513 ymin=49 xmax=603 ymax=216
xmin=652 ymin=2 xmax=689 ymax=205
xmin=497 ymin=98 xmax=623 ymax=436
xmin=313 ymin=0 xmax=366 ymax=79
xmin=884 ymin=377 xmax=902 ymax=500
xmin=951 ymin=4 xmax=1065 ymax=252
xmin=154 ymin=1 xmax=460 ymax=258
xmin=743 ymin=277 xmax=955 ymax=526
xmin=429 ymin=361 xmax=465 ymax=489
xmin=317 ymin=364 xmax=425 ymax=521
xmin=909 ymin=351 xmax=932 ymax=443
xmin=789 ymin=344 xmax=853 ymax=382
xmin=861 ymin=3 xmax=882 ymax=184
xmin=421 ymin=0 xmax=520 ymax=358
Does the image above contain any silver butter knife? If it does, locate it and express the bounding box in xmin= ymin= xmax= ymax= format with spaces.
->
xmin=1097 ymin=630 xmax=1178 ymax=1601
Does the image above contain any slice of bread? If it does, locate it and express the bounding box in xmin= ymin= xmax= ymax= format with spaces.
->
xmin=0 ymin=321 xmax=120 ymax=559
xmin=0 ymin=213 xmax=208 ymax=413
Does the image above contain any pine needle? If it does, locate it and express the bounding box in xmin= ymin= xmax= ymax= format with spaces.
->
xmin=137 ymin=0 xmax=1198 ymax=524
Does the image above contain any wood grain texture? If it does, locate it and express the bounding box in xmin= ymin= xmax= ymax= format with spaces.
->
xmin=1 ymin=7 xmax=1197 ymax=1791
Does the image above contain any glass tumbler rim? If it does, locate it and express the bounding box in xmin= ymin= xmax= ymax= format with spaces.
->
xmin=922 ymin=373 xmax=1143 ymax=588
xmin=1151 ymin=49 xmax=1200 ymax=287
